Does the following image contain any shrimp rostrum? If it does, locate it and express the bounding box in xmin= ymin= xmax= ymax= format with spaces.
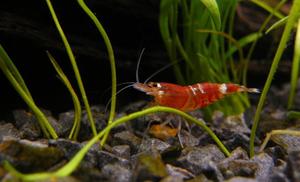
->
xmin=134 ymin=82 xmax=259 ymax=112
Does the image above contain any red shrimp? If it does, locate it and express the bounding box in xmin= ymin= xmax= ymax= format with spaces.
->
xmin=133 ymin=82 xmax=259 ymax=112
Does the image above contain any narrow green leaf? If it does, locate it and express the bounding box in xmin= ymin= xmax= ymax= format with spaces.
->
xmin=45 ymin=0 xmax=97 ymax=136
xmin=250 ymin=0 xmax=300 ymax=157
xmin=266 ymin=16 xmax=289 ymax=34
xmin=76 ymin=0 xmax=118 ymax=146
xmin=287 ymin=111 xmax=300 ymax=119
xmin=250 ymin=0 xmax=285 ymax=19
xmin=226 ymin=32 xmax=263 ymax=58
xmin=199 ymin=0 xmax=221 ymax=30
xmin=47 ymin=52 xmax=82 ymax=140
xmin=0 ymin=45 xmax=33 ymax=100
xmin=0 ymin=44 xmax=58 ymax=139
xmin=288 ymin=20 xmax=300 ymax=109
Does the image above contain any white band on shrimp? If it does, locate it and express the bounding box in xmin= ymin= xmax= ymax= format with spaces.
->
xmin=156 ymin=83 xmax=162 ymax=88
xmin=197 ymin=83 xmax=205 ymax=94
xmin=219 ymin=83 xmax=227 ymax=94
xmin=188 ymin=85 xmax=197 ymax=96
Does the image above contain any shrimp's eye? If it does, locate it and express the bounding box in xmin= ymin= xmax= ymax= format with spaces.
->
xmin=148 ymin=82 xmax=161 ymax=88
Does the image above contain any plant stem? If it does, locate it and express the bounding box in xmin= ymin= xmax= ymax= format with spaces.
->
xmin=47 ymin=52 xmax=82 ymax=140
xmin=45 ymin=0 xmax=97 ymax=136
xmin=249 ymin=0 xmax=300 ymax=157
xmin=288 ymin=20 xmax=300 ymax=109
xmin=245 ymin=0 xmax=287 ymax=85
xmin=76 ymin=0 xmax=117 ymax=145
xmin=0 ymin=45 xmax=58 ymax=139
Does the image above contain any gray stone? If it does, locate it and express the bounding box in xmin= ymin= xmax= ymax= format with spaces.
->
xmin=227 ymin=147 xmax=249 ymax=160
xmin=177 ymin=144 xmax=225 ymax=181
xmin=138 ymin=138 xmax=171 ymax=153
xmin=178 ymin=130 xmax=199 ymax=147
xmin=112 ymin=145 xmax=131 ymax=159
xmin=79 ymin=105 xmax=107 ymax=140
xmin=218 ymin=159 xmax=257 ymax=179
xmin=96 ymin=150 xmax=130 ymax=169
xmin=58 ymin=110 xmax=76 ymax=137
xmin=101 ymin=163 xmax=132 ymax=182
xmin=13 ymin=109 xmax=41 ymax=139
xmin=252 ymin=153 xmax=274 ymax=181
xmin=0 ymin=123 xmax=22 ymax=140
xmin=287 ymin=150 xmax=300 ymax=181
xmin=0 ymin=137 xmax=64 ymax=171
xmin=270 ymin=172 xmax=289 ymax=182
xmin=47 ymin=116 xmax=64 ymax=137
xmin=161 ymin=176 xmax=184 ymax=182
xmin=49 ymin=138 xmax=82 ymax=160
xmin=270 ymin=129 xmax=300 ymax=152
xmin=166 ymin=164 xmax=195 ymax=180
xmin=218 ymin=148 xmax=256 ymax=179
xmin=225 ymin=176 xmax=257 ymax=182
xmin=113 ymin=131 xmax=141 ymax=152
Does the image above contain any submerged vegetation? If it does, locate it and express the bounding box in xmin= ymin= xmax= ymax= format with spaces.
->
xmin=0 ymin=0 xmax=300 ymax=181
xmin=159 ymin=0 xmax=252 ymax=116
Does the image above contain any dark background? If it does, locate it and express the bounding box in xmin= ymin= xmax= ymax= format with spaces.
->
xmin=0 ymin=0 xmax=174 ymax=115
xmin=0 ymin=0 xmax=292 ymax=116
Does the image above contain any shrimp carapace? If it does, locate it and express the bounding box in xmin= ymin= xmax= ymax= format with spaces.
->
xmin=133 ymin=82 xmax=259 ymax=112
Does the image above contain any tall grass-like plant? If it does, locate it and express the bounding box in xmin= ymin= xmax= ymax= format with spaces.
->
xmin=250 ymin=0 xmax=285 ymax=19
xmin=159 ymin=0 xmax=251 ymax=116
xmin=250 ymin=0 xmax=300 ymax=157
xmin=0 ymin=45 xmax=58 ymax=139
xmin=244 ymin=0 xmax=287 ymax=85
xmin=76 ymin=0 xmax=117 ymax=146
xmin=3 ymin=2 xmax=230 ymax=180
xmin=45 ymin=0 xmax=97 ymax=136
xmin=288 ymin=20 xmax=300 ymax=109
xmin=47 ymin=52 xmax=82 ymax=140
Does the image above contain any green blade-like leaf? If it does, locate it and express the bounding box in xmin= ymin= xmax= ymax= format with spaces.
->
xmin=200 ymin=0 xmax=221 ymax=30
xmin=47 ymin=52 xmax=82 ymax=140
xmin=0 ymin=44 xmax=58 ymax=139
xmin=226 ymin=32 xmax=263 ymax=58
xmin=287 ymin=111 xmax=300 ymax=119
xmin=266 ymin=16 xmax=289 ymax=34
xmin=45 ymin=0 xmax=97 ymax=136
xmin=76 ymin=0 xmax=118 ymax=146
xmin=0 ymin=45 xmax=33 ymax=100
xmin=288 ymin=20 xmax=300 ymax=109
xmin=250 ymin=0 xmax=300 ymax=157
xmin=250 ymin=0 xmax=285 ymax=19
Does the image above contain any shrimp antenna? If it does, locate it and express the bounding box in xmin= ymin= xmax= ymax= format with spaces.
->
xmin=144 ymin=60 xmax=180 ymax=83
xmin=136 ymin=48 xmax=146 ymax=83
xmin=102 ymin=82 xmax=135 ymax=96
xmin=105 ymin=48 xmax=146 ymax=113
xmin=105 ymin=83 xmax=135 ymax=113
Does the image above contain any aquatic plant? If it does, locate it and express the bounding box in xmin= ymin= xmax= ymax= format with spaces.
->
xmin=0 ymin=45 xmax=58 ymax=139
xmin=76 ymin=0 xmax=117 ymax=146
xmin=2 ymin=0 xmax=229 ymax=180
xmin=159 ymin=0 xmax=259 ymax=116
xmin=2 ymin=0 xmax=300 ymax=181
xmin=288 ymin=18 xmax=300 ymax=109
xmin=45 ymin=0 xmax=98 ymax=136
xmin=250 ymin=0 xmax=300 ymax=157
xmin=47 ymin=52 xmax=82 ymax=140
